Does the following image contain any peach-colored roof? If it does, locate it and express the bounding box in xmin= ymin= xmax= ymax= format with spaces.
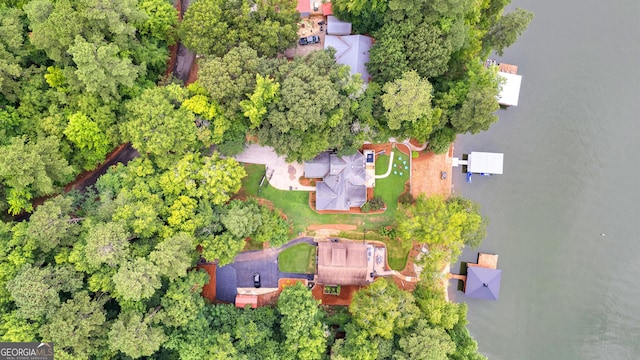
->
xmin=235 ymin=294 xmax=258 ymax=308
xmin=297 ymin=0 xmax=310 ymax=13
xmin=498 ymin=63 xmax=518 ymax=74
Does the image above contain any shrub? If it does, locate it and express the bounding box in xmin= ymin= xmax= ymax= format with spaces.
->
xmin=379 ymin=226 xmax=397 ymax=239
xmin=369 ymin=196 xmax=385 ymax=211
xmin=360 ymin=202 xmax=371 ymax=213
xmin=398 ymin=192 xmax=414 ymax=205
xmin=412 ymin=151 xmax=419 ymax=159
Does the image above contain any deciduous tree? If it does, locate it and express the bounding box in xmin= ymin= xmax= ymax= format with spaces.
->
xmin=0 ymin=136 xmax=75 ymax=215
xmin=221 ymin=200 xmax=262 ymax=239
xmin=159 ymin=270 xmax=208 ymax=328
xmin=63 ymin=112 xmax=111 ymax=170
xmin=257 ymin=50 xmax=361 ymax=162
xmin=381 ymin=70 xmax=435 ymax=134
xmin=108 ymin=309 xmax=166 ymax=359
xmin=180 ymin=0 xmax=298 ymax=57
xmin=332 ymin=0 xmax=388 ymax=34
xmin=6 ymin=264 xmax=83 ymax=320
xmin=197 ymin=43 xmax=262 ymax=118
xmin=121 ymin=85 xmax=198 ymax=168
xmin=67 ymin=36 xmax=141 ymax=100
xmin=395 ymin=321 xmax=456 ymax=360
xmin=277 ymin=282 xmax=327 ymax=360
xmin=199 ymin=233 xmax=245 ymax=266
xmin=241 ymin=73 xmax=280 ymax=129
xmin=25 ymin=196 xmax=74 ymax=253
xmin=0 ymin=8 xmax=30 ymax=103
xmin=397 ymin=195 xmax=487 ymax=259
xmin=137 ymin=0 xmax=179 ymax=44
xmin=39 ymin=291 xmax=108 ymax=359
xmin=149 ymin=232 xmax=196 ymax=280
xmin=349 ymin=278 xmax=420 ymax=340
xmin=112 ymin=257 xmax=161 ymax=301
xmin=84 ymin=221 xmax=131 ymax=268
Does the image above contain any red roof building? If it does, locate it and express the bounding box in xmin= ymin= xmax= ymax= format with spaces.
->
xmin=322 ymin=2 xmax=333 ymax=15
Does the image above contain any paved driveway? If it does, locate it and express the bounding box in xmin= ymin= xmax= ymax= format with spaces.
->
xmin=214 ymin=237 xmax=317 ymax=303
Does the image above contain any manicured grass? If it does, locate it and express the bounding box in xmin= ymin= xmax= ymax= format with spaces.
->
xmin=374 ymin=152 xmax=410 ymax=216
xmin=241 ymin=161 xmax=412 ymax=271
xmin=278 ymin=243 xmax=317 ymax=274
xmin=241 ymin=164 xmax=396 ymax=235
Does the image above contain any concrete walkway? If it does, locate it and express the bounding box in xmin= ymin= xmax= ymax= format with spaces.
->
xmin=374 ymin=151 xmax=395 ymax=179
xmin=233 ymin=144 xmax=315 ymax=191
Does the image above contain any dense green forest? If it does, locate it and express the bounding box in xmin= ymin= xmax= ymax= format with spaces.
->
xmin=0 ymin=0 xmax=531 ymax=358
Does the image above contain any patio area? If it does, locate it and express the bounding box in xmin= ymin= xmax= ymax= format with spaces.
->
xmin=233 ymin=144 xmax=315 ymax=191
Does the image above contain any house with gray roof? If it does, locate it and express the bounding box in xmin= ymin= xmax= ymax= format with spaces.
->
xmin=324 ymin=34 xmax=373 ymax=83
xmin=304 ymin=152 xmax=367 ymax=211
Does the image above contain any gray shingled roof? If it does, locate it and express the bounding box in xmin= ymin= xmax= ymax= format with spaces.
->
xmin=466 ymin=267 xmax=502 ymax=300
xmin=304 ymin=152 xmax=367 ymax=211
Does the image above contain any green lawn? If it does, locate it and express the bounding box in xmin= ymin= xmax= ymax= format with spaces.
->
xmin=278 ymin=243 xmax=317 ymax=274
xmin=241 ymin=164 xmax=395 ymax=235
xmin=374 ymin=152 xmax=410 ymax=217
xmin=241 ymin=159 xmax=411 ymax=271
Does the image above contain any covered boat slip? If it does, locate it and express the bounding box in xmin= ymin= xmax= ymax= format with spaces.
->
xmin=466 ymin=152 xmax=504 ymax=175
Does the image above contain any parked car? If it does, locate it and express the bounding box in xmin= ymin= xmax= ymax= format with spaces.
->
xmin=253 ymin=273 xmax=261 ymax=288
xmin=299 ymin=36 xmax=320 ymax=45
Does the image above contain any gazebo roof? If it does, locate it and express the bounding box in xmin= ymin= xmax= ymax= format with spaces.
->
xmin=465 ymin=266 xmax=502 ymax=300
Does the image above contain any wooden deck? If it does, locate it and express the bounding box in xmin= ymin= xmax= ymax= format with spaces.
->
xmin=448 ymin=273 xmax=467 ymax=291
xmin=467 ymin=253 xmax=499 ymax=269
xmin=498 ymin=63 xmax=518 ymax=74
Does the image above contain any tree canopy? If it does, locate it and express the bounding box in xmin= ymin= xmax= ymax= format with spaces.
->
xmin=180 ymin=0 xmax=299 ymax=57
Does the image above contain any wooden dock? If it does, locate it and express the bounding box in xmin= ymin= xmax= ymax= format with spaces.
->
xmin=467 ymin=253 xmax=499 ymax=269
xmin=498 ymin=63 xmax=518 ymax=74
xmin=448 ymin=273 xmax=467 ymax=289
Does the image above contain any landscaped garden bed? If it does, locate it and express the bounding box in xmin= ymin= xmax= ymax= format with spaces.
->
xmin=323 ymin=285 xmax=341 ymax=296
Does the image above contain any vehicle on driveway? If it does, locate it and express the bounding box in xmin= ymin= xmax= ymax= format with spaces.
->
xmin=253 ymin=273 xmax=261 ymax=288
xmin=299 ymin=36 xmax=320 ymax=45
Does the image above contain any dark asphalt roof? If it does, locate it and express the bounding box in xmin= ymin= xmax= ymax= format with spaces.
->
xmin=466 ymin=266 xmax=502 ymax=300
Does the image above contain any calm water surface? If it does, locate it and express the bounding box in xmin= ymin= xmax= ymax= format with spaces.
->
xmin=449 ymin=0 xmax=640 ymax=359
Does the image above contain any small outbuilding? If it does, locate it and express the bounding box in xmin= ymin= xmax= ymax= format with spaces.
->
xmin=467 ymin=152 xmax=504 ymax=175
xmin=497 ymin=71 xmax=522 ymax=107
xmin=496 ymin=62 xmax=521 ymax=106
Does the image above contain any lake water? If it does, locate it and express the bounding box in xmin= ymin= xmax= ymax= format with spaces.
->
xmin=449 ymin=0 xmax=640 ymax=359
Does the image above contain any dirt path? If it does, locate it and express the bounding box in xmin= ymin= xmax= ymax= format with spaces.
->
xmin=65 ymin=144 xmax=139 ymax=192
